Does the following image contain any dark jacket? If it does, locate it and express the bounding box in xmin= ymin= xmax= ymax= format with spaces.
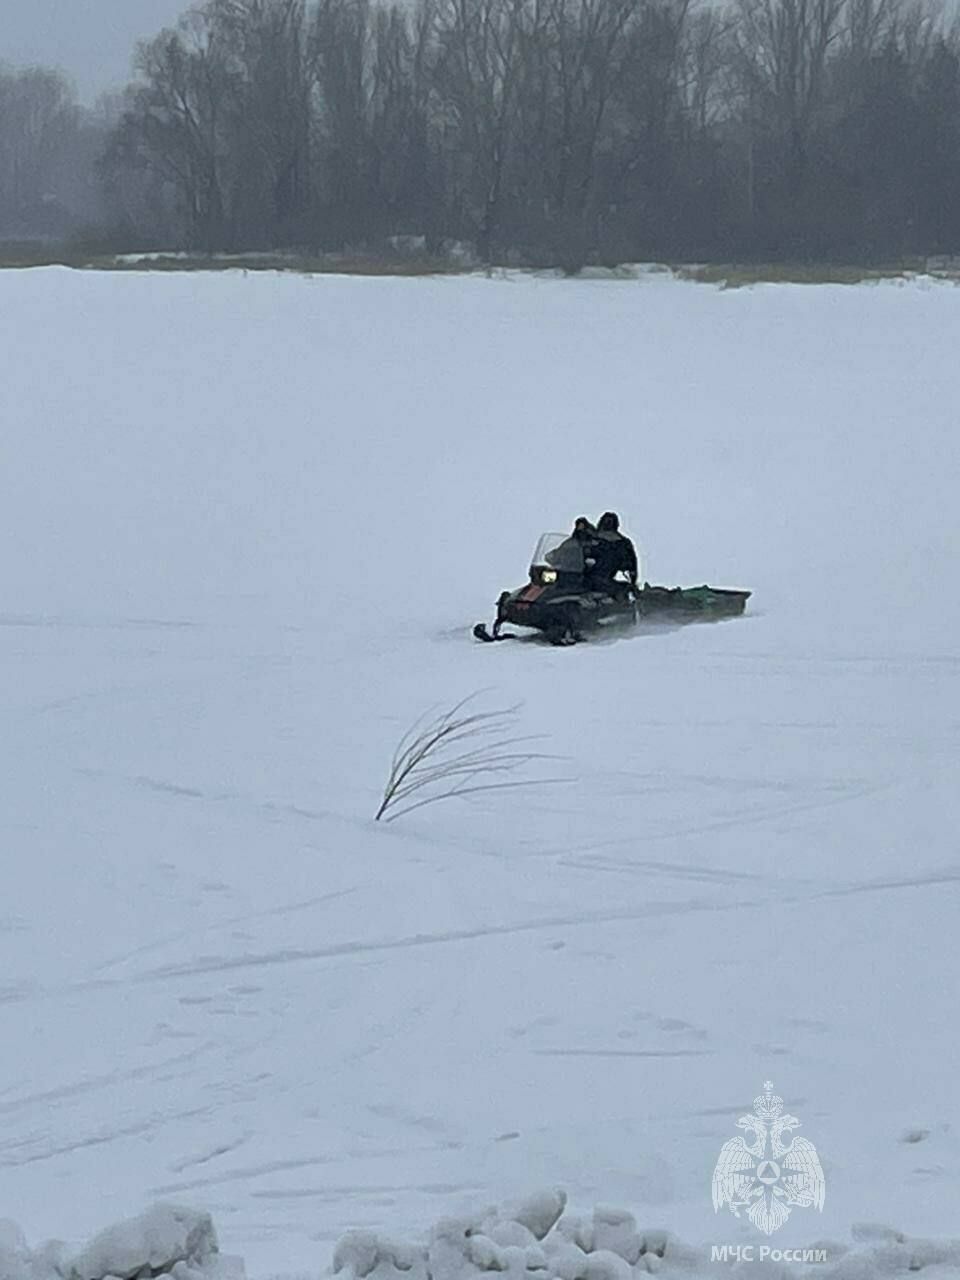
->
xmin=592 ymin=529 xmax=638 ymax=585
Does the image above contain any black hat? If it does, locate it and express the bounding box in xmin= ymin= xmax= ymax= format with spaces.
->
xmin=598 ymin=511 xmax=620 ymax=531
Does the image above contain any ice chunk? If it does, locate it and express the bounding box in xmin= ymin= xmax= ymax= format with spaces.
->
xmin=502 ymin=1194 xmax=567 ymax=1243
xmin=33 ymin=1240 xmax=72 ymax=1280
xmin=332 ymin=1193 xmax=960 ymax=1280
xmin=0 ymin=1224 xmax=28 ymax=1257
xmin=552 ymin=1218 xmax=593 ymax=1255
xmin=0 ymin=1221 xmax=31 ymax=1280
xmin=637 ymin=1232 xmax=669 ymax=1261
xmin=465 ymin=1236 xmax=501 ymax=1271
xmin=590 ymin=1209 xmax=640 ymax=1265
xmin=487 ymin=1225 xmax=537 ymax=1252
xmin=333 ymin=1231 xmax=427 ymax=1280
xmin=542 ymin=1243 xmax=588 ymax=1280
xmin=499 ymin=1245 xmax=543 ymax=1279
xmin=580 ymin=1250 xmax=632 ymax=1280
xmin=429 ymin=1218 xmax=487 ymax=1280
xmin=67 ymin=1205 xmax=217 ymax=1280
xmin=333 ymin=1232 xmax=382 ymax=1279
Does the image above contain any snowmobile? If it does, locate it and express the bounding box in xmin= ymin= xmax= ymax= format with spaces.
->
xmin=473 ymin=531 xmax=751 ymax=646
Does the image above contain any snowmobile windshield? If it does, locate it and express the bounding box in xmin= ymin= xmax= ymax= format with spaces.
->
xmin=531 ymin=533 xmax=571 ymax=566
xmin=537 ymin=527 xmax=591 ymax=573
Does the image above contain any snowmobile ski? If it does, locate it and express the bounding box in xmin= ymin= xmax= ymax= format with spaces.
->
xmin=473 ymin=621 xmax=516 ymax=642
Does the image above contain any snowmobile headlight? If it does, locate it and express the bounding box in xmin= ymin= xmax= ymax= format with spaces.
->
xmin=541 ymin=569 xmax=557 ymax=584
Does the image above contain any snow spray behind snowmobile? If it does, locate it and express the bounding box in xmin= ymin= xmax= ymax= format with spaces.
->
xmin=474 ymin=531 xmax=750 ymax=645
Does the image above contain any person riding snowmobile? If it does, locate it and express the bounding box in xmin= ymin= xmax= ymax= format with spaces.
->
xmin=589 ymin=512 xmax=638 ymax=595
xmin=546 ymin=517 xmax=598 ymax=587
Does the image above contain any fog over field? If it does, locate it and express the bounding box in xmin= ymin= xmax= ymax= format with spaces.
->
xmin=2 ymin=0 xmax=187 ymax=102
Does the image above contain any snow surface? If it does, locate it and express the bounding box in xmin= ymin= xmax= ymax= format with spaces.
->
xmin=1 ymin=267 xmax=959 ymax=1275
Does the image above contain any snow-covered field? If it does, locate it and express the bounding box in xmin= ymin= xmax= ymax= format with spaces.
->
xmin=1 ymin=267 xmax=959 ymax=1277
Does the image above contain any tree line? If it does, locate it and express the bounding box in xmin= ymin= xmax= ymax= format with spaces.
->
xmin=3 ymin=0 xmax=960 ymax=266
xmin=0 ymin=65 xmax=106 ymax=240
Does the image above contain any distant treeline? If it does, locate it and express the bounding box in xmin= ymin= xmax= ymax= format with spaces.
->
xmin=3 ymin=0 xmax=960 ymax=266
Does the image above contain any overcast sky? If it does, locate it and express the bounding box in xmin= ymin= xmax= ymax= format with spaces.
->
xmin=2 ymin=0 xmax=189 ymax=102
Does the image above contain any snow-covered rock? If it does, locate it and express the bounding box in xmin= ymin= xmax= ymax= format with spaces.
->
xmin=0 ymin=1221 xmax=32 ymax=1280
xmin=333 ymin=1230 xmax=428 ymax=1280
xmin=591 ymin=1209 xmax=641 ymax=1266
xmin=428 ymin=1218 xmax=488 ymax=1280
xmin=67 ymin=1205 xmax=218 ymax=1280
xmin=332 ymin=1193 xmax=960 ymax=1279
xmin=426 ymin=1211 xmax=554 ymax=1280
xmin=502 ymin=1193 xmax=567 ymax=1243
xmin=0 ymin=1210 xmax=234 ymax=1280
xmin=486 ymin=1224 xmax=538 ymax=1252
xmin=541 ymin=1241 xmax=590 ymax=1280
xmin=580 ymin=1249 xmax=633 ymax=1280
xmin=550 ymin=1217 xmax=593 ymax=1256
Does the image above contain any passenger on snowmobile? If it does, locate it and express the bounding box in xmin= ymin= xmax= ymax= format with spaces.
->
xmin=589 ymin=512 xmax=638 ymax=594
xmin=546 ymin=517 xmax=598 ymax=588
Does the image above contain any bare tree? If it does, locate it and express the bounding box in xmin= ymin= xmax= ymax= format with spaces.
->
xmin=731 ymin=0 xmax=846 ymax=168
xmin=0 ymin=66 xmax=83 ymax=236
xmin=432 ymin=0 xmax=528 ymax=259
xmin=312 ymin=0 xmax=377 ymax=243
xmin=213 ymin=0 xmax=318 ymax=245
xmin=547 ymin=0 xmax=645 ymax=266
xmin=109 ymin=10 xmax=239 ymax=250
